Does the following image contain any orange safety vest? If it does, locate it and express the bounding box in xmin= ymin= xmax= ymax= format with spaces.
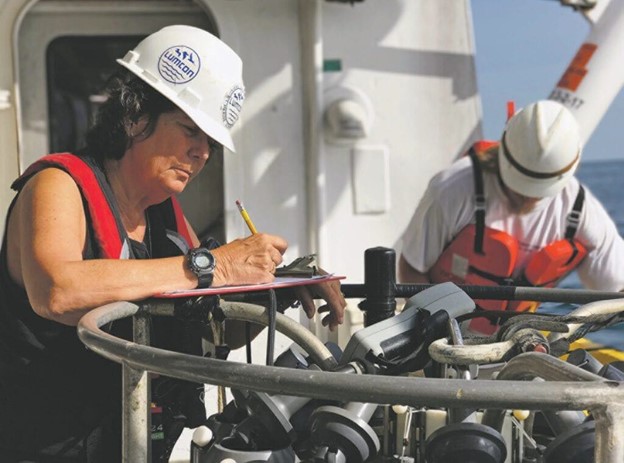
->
xmin=429 ymin=143 xmax=587 ymax=334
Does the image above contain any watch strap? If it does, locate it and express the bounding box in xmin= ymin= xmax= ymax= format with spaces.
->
xmin=197 ymin=271 xmax=214 ymax=288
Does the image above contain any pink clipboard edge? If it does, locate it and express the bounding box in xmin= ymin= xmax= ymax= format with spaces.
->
xmin=154 ymin=274 xmax=345 ymax=298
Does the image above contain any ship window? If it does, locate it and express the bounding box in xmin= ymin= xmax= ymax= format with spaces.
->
xmin=46 ymin=35 xmax=144 ymax=153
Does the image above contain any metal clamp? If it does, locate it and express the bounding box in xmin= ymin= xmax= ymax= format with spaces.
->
xmin=275 ymin=254 xmax=318 ymax=278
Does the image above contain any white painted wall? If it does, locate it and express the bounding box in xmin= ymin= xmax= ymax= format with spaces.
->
xmin=206 ymin=0 xmax=311 ymax=263
xmin=203 ymin=0 xmax=482 ymax=286
xmin=2 ymin=0 xmax=481 ymax=282
xmin=318 ymin=0 xmax=481 ymax=283
xmin=0 ymin=0 xmax=29 ymax=237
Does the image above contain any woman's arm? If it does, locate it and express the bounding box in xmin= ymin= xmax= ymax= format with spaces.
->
xmin=7 ymin=169 xmax=286 ymax=325
xmin=8 ymin=169 xmax=198 ymax=325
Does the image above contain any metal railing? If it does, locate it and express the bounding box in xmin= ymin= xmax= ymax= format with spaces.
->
xmin=78 ymin=298 xmax=624 ymax=462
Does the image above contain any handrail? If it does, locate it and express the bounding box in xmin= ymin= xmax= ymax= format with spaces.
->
xmin=78 ymin=299 xmax=624 ymax=463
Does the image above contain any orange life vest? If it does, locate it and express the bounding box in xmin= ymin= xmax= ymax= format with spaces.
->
xmin=428 ymin=144 xmax=587 ymax=334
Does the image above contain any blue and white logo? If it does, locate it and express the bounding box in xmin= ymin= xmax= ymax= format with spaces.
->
xmin=222 ymin=85 xmax=245 ymax=128
xmin=158 ymin=46 xmax=200 ymax=84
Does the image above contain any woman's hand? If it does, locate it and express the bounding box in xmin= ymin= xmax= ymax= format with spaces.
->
xmin=295 ymin=268 xmax=346 ymax=331
xmin=211 ymin=233 xmax=288 ymax=286
xmin=212 ymin=238 xmax=346 ymax=331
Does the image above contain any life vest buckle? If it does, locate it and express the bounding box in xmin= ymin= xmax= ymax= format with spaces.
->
xmin=475 ymin=193 xmax=486 ymax=211
xmin=566 ymin=210 xmax=581 ymax=228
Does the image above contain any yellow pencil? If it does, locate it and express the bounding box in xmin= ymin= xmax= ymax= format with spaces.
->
xmin=235 ymin=199 xmax=258 ymax=235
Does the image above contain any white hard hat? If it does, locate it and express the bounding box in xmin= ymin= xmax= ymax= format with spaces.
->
xmin=499 ymin=100 xmax=581 ymax=198
xmin=117 ymin=25 xmax=245 ymax=152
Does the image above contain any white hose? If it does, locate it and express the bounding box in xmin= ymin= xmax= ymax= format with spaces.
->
xmin=428 ymin=329 xmax=542 ymax=365
xmin=548 ymin=297 xmax=624 ymax=343
xmin=429 ymin=337 xmax=515 ymax=365
xmin=429 ymin=299 xmax=624 ymax=365
xmin=219 ymin=301 xmax=337 ymax=370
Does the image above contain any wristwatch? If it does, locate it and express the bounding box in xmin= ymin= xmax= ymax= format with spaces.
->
xmin=187 ymin=247 xmax=216 ymax=288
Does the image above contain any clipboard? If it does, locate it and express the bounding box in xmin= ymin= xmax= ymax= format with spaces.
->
xmin=154 ymin=274 xmax=345 ymax=299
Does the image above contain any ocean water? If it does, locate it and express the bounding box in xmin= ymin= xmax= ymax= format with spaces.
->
xmin=539 ymin=159 xmax=624 ymax=351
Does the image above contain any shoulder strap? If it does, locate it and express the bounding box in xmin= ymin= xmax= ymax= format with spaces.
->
xmin=468 ymin=148 xmax=486 ymax=254
xmin=169 ymin=196 xmax=193 ymax=247
xmin=13 ymin=153 xmax=127 ymax=258
xmin=565 ymin=184 xmax=585 ymax=240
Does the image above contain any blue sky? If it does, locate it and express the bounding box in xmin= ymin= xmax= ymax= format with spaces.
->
xmin=471 ymin=0 xmax=624 ymax=162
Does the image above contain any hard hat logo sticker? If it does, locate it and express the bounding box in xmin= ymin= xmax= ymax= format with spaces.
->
xmin=222 ymin=86 xmax=245 ymax=129
xmin=158 ymin=46 xmax=201 ymax=84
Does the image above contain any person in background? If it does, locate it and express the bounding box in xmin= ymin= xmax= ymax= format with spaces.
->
xmin=399 ymin=100 xmax=624 ymax=333
xmin=0 ymin=25 xmax=345 ymax=462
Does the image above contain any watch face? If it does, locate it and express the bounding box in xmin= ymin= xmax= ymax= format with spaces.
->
xmin=189 ymin=247 xmax=216 ymax=288
xmin=196 ymin=254 xmax=211 ymax=268
xmin=192 ymin=249 xmax=215 ymax=273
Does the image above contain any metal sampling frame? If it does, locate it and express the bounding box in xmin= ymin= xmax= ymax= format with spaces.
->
xmin=77 ymin=247 xmax=624 ymax=462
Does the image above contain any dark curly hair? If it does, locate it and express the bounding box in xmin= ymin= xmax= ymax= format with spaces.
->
xmin=82 ymin=68 xmax=178 ymax=164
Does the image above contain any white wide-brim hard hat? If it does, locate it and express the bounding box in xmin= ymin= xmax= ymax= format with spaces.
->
xmin=117 ymin=25 xmax=245 ymax=152
xmin=499 ymin=100 xmax=581 ymax=198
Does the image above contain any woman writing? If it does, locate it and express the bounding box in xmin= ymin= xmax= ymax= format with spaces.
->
xmin=0 ymin=25 xmax=345 ymax=461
